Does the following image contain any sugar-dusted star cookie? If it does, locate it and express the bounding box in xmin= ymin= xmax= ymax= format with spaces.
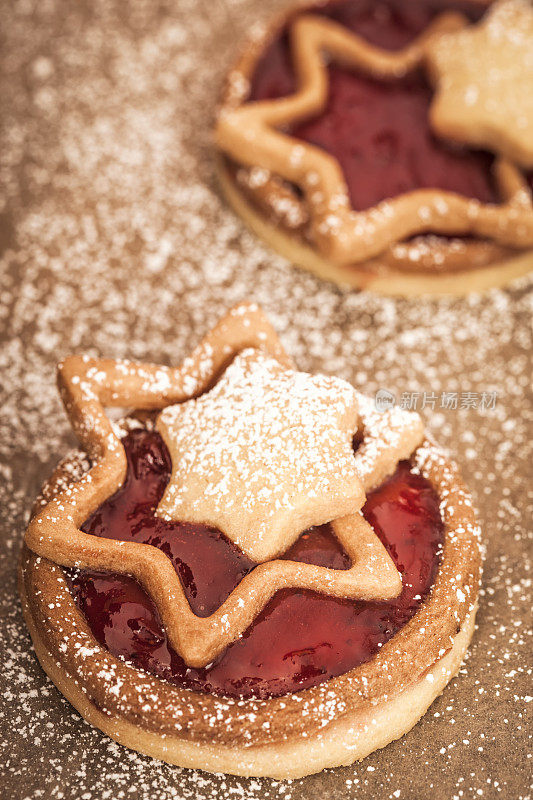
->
xmin=157 ymin=347 xmax=363 ymax=561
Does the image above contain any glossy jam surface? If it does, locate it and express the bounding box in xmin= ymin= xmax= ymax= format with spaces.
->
xmin=249 ymin=0 xmax=497 ymax=210
xmin=70 ymin=429 xmax=443 ymax=698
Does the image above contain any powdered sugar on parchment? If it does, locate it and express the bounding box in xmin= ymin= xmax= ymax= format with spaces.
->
xmin=0 ymin=0 xmax=531 ymax=798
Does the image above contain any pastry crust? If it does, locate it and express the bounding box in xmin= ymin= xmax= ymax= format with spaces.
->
xmin=218 ymin=156 xmax=533 ymax=295
xmin=19 ymin=560 xmax=477 ymax=777
xmin=20 ymin=434 xmax=480 ymax=777
xmin=215 ymin=0 xmax=533 ymax=293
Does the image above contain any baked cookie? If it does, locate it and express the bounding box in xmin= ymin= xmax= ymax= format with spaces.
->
xmin=20 ymin=304 xmax=481 ymax=778
xmin=215 ymin=0 xmax=533 ymax=295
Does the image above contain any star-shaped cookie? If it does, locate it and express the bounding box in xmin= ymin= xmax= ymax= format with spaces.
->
xmin=157 ymin=347 xmax=363 ymax=561
xmin=427 ymin=0 xmax=533 ymax=169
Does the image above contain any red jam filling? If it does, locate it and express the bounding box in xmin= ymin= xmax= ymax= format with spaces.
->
xmin=249 ymin=0 xmax=498 ymax=210
xmin=69 ymin=428 xmax=443 ymax=699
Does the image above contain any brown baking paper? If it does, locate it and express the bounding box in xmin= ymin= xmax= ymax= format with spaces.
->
xmin=0 ymin=1 xmax=531 ymax=798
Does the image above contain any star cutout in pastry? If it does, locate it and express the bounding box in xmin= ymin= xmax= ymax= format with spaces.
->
xmin=427 ymin=0 xmax=533 ymax=169
xmin=24 ymin=305 xmax=418 ymax=667
xmin=216 ymin=7 xmax=533 ymax=264
xmin=156 ymin=348 xmax=363 ymax=561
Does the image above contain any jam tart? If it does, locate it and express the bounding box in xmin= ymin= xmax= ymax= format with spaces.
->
xmin=20 ymin=304 xmax=481 ymax=778
xmin=215 ymin=0 xmax=533 ymax=295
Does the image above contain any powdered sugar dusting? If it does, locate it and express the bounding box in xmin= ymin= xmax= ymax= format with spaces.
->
xmin=0 ymin=0 xmax=531 ymax=797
